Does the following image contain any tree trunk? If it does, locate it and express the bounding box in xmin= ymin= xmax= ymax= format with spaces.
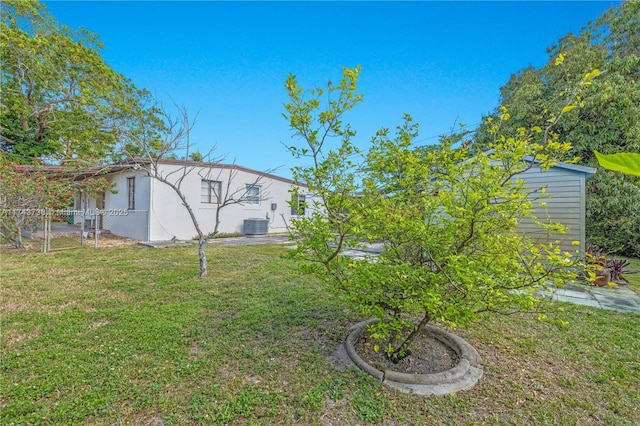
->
xmin=2 ymin=217 xmax=25 ymax=249
xmin=15 ymin=223 xmax=23 ymax=249
xmin=198 ymin=237 xmax=208 ymax=278
xmin=161 ymin=179 xmax=209 ymax=278
xmin=389 ymin=312 xmax=431 ymax=362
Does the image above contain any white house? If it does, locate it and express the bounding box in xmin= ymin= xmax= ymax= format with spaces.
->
xmin=77 ymin=159 xmax=311 ymax=242
xmin=74 ymin=157 xmax=595 ymax=253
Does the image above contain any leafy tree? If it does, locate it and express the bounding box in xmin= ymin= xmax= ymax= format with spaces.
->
xmin=284 ymin=67 xmax=576 ymax=362
xmin=474 ymin=1 xmax=640 ymax=256
xmin=189 ymin=151 xmax=204 ymax=162
xmin=0 ymin=155 xmax=109 ymax=248
xmin=0 ymin=0 xmax=160 ymax=164
xmin=595 ymin=151 xmax=640 ymax=177
xmin=0 ymin=0 xmax=165 ymax=250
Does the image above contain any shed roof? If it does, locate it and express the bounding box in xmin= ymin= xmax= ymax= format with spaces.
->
xmin=483 ymin=149 xmax=596 ymax=178
xmin=523 ymin=156 xmax=596 ymax=177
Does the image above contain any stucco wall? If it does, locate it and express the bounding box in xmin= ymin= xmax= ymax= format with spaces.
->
xmin=100 ymin=164 xmax=308 ymax=241
xmin=101 ymin=170 xmax=151 ymax=240
xmin=147 ymin=164 xmax=306 ymax=240
xmin=105 ymin=170 xmax=151 ymax=211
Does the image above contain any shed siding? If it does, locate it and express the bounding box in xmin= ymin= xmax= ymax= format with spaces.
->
xmin=515 ymin=166 xmax=586 ymax=256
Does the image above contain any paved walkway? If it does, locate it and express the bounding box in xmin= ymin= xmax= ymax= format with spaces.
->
xmin=209 ymin=234 xmax=292 ymax=246
xmin=140 ymin=234 xmax=292 ymax=248
xmin=541 ymin=283 xmax=640 ymax=314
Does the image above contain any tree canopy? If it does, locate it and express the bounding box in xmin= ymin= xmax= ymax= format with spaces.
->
xmin=285 ymin=67 xmax=576 ymax=362
xmin=473 ymin=1 xmax=640 ymax=256
xmin=0 ymin=0 xmax=166 ymax=249
xmin=0 ymin=0 xmax=161 ymax=165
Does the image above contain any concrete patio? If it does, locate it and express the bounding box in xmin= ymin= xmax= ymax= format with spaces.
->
xmin=542 ymin=283 xmax=640 ymax=314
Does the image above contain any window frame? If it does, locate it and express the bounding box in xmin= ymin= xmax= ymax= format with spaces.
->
xmin=245 ymin=184 xmax=261 ymax=205
xmin=291 ymin=194 xmax=306 ymax=216
xmin=127 ymin=177 xmax=135 ymax=210
xmin=201 ymin=179 xmax=222 ymax=204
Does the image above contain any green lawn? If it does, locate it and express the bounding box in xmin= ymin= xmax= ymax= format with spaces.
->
xmin=1 ymin=243 xmax=639 ymax=425
xmin=623 ymin=257 xmax=640 ymax=293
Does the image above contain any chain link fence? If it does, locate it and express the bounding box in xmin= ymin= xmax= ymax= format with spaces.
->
xmin=1 ymin=209 xmax=149 ymax=252
xmin=1 ymin=209 xmax=85 ymax=252
xmin=41 ymin=209 xmax=87 ymax=251
xmin=99 ymin=209 xmax=149 ymax=243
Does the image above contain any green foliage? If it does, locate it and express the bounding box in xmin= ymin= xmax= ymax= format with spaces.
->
xmin=189 ymin=151 xmax=204 ymax=162
xmin=0 ymin=0 xmax=163 ymax=164
xmin=608 ymin=258 xmax=631 ymax=283
xmin=595 ymin=151 xmax=640 ymax=177
xmin=473 ymin=2 xmax=640 ymax=256
xmin=584 ymin=244 xmax=634 ymax=285
xmin=284 ymin=67 xmax=577 ymax=361
xmin=0 ymin=156 xmax=110 ymax=248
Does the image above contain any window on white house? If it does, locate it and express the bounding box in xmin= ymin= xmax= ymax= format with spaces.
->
xmin=127 ymin=177 xmax=135 ymax=210
xmin=201 ymin=180 xmax=222 ymax=204
xmin=291 ymin=194 xmax=306 ymax=216
xmin=245 ymin=184 xmax=261 ymax=205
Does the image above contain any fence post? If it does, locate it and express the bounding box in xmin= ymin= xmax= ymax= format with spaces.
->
xmin=41 ymin=213 xmax=46 ymax=253
xmin=45 ymin=209 xmax=51 ymax=253
xmin=80 ymin=209 xmax=85 ymax=247
xmin=94 ymin=209 xmax=99 ymax=249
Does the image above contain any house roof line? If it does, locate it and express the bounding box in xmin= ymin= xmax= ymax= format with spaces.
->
xmin=111 ymin=157 xmax=306 ymax=187
xmin=7 ymin=158 xmax=306 ymax=187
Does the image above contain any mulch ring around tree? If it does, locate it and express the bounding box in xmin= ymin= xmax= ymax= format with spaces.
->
xmin=354 ymin=329 xmax=459 ymax=375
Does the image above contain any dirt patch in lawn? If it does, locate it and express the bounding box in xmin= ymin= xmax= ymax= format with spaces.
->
xmin=95 ymin=233 xmax=139 ymax=248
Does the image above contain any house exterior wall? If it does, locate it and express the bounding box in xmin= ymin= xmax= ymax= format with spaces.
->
xmin=106 ymin=170 xmax=151 ymax=211
xmin=101 ymin=170 xmax=151 ymax=241
xmin=516 ymin=165 xmax=589 ymax=257
xmin=146 ymin=164 xmax=305 ymax=240
xmin=93 ymin=159 xmax=592 ymax=251
xmin=99 ymin=163 xmax=309 ymax=241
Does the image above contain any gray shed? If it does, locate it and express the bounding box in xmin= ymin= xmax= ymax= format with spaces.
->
xmin=515 ymin=160 xmax=596 ymax=257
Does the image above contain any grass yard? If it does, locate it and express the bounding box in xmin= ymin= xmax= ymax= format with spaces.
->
xmin=624 ymin=257 xmax=640 ymax=294
xmin=1 ymin=243 xmax=639 ymax=425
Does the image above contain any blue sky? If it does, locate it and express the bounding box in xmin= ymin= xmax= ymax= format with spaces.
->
xmin=43 ymin=1 xmax=620 ymax=178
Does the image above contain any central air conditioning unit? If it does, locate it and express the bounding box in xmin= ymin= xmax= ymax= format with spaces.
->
xmin=243 ymin=218 xmax=269 ymax=237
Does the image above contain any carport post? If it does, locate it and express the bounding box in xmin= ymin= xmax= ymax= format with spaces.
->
xmin=94 ymin=209 xmax=99 ymax=249
xmin=80 ymin=210 xmax=85 ymax=247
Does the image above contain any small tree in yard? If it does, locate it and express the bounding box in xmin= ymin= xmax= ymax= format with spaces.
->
xmin=0 ymin=162 xmax=72 ymax=248
xmin=120 ymin=105 xmax=268 ymax=278
xmin=0 ymin=156 xmax=109 ymax=249
xmin=284 ymin=66 xmax=581 ymax=362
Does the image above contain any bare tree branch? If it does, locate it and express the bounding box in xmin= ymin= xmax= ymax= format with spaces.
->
xmin=118 ymin=102 xmax=271 ymax=277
